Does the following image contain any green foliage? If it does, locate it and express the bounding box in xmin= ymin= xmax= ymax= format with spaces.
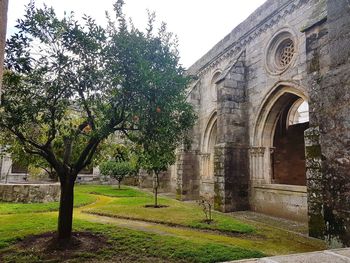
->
xmin=1 ymin=1 xmax=195 ymax=238
xmin=1 ymin=1 xmax=193 ymax=179
xmin=197 ymin=196 xmax=214 ymax=223
xmin=100 ymin=160 xmax=133 ymax=187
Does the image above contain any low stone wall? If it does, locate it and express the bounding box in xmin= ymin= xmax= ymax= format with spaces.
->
xmin=250 ymin=184 xmax=308 ymax=222
xmin=0 ymin=183 xmax=60 ymax=203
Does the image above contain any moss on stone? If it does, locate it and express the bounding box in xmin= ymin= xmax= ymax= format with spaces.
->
xmin=214 ymin=185 xmax=223 ymax=211
xmin=306 ymin=145 xmax=322 ymax=159
xmin=309 ymin=214 xmax=325 ymax=239
xmin=176 ymin=187 xmax=182 ymax=200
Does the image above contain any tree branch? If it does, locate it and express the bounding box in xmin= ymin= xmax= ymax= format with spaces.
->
xmin=78 ymin=88 xmax=96 ymax=131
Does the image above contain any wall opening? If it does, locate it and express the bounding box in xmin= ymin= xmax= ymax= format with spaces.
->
xmin=271 ymin=96 xmax=309 ymax=185
xmin=201 ymin=112 xmax=217 ymax=197
xmin=211 ymin=71 xmax=221 ymax=102
xmin=251 ymin=85 xmax=309 ymax=222
xmin=207 ymin=121 xmax=217 ymax=179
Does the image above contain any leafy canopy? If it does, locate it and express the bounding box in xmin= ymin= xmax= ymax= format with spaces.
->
xmin=1 ymin=1 xmax=195 ymax=182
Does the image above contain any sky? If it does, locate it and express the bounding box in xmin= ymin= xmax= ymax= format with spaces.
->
xmin=6 ymin=0 xmax=266 ymax=68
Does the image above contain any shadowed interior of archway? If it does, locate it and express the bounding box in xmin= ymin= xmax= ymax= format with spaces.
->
xmin=270 ymin=93 xmax=309 ymax=186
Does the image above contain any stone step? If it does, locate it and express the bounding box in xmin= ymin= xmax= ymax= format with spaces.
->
xmin=224 ymin=248 xmax=350 ymax=263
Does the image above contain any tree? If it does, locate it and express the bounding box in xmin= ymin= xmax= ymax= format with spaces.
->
xmin=1 ymin=1 xmax=194 ymax=244
xmin=99 ymin=160 xmax=132 ymax=189
xmin=0 ymin=129 xmax=115 ymax=182
xmin=130 ymin=16 xmax=196 ymax=205
xmin=137 ymin=111 xmax=195 ymax=208
xmin=0 ymin=134 xmax=57 ymax=180
xmin=197 ymin=195 xmax=214 ymax=224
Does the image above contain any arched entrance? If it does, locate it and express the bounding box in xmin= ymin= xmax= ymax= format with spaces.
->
xmin=250 ymin=83 xmax=309 ymax=222
xmin=200 ymin=112 xmax=217 ymax=198
xmin=272 ymin=99 xmax=309 ymax=185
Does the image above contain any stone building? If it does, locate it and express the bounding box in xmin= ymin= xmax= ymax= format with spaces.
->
xmin=0 ymin=0 xmax=9 ymax=93
xmin=170 ymin=0 xmax=350 ymax=247
xmin=0 ymin=155 xmax=99 ymax=183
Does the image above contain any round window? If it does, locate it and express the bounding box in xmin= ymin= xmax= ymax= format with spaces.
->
xmin=276 ymin=39 xmax=295 ymax=68
xmin=265 ymin=30 xmax=297 ymax=75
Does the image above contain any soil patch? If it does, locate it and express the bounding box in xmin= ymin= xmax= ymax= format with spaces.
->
xmin=1 ymin=231 xmax=109 ymax=262
xmin=144 ymin=204 xmax=169 ymax=208
xmin=199 ymin=219 xmax=214 ymax=224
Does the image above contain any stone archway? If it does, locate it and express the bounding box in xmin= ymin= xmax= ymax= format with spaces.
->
xmin=251 ymin=83 xmax=308 ymax=184
xmin=200 ymin=112 xmax=217 ymax=198
xmin=250 ymin=83 xmax=309 ymax=222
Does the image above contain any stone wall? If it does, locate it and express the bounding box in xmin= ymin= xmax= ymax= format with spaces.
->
xmin=304 ymin=0 xmax=350 ymax=247
xmin=175 ymin=150 xmax=200 ymax=200
xmin=304 ymin=127 xmax=325 ymax=238
xmin=273 ymin=122 xmax=308 ymax=185
xmin=213 ymin=52 xmax=249 ymax=212
xmin=138 ymin=169 xmax=171 ymax=192
xmin=0 ymin=183 xmax=60 ymax=203
xmin=174 ymin=0 xmax=350 ymax=245
xmin=0 ymin=0 xmax=8 ymax=93
xmin=250 ymin=184 xmax=307 ymax=222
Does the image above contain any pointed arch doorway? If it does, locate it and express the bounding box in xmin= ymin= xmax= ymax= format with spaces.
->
xmin=200 ymin=112 xmax=217 ymax=198
xmin=250 ymin=84 xmax=309 ymax=222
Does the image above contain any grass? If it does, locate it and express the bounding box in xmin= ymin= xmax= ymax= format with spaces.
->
xmin=0 ymin=213 xmax=264 ymax=263
xmin=83 ymin=192 xmax=255 ymax=234
xmin=0 ymin=213 xmax=58 ymax=249
xmin=0 ymin=184 xmax=326 ymax=262
xmin=77 ymin=184 xmax=150 ymax=197
xmin=0 ymin=189 xmax=96 ymax=214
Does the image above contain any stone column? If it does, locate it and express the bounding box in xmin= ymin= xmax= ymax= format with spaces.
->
xmin=304 ymin=0 xmax=350 ymax=247
xmin=214 ymin=143 xmax=249 ymax=211
xmin=0 ymin=0 xmax=9 ymax=93
xmin=305 ymin=127 xmax=325 ymax=239
xmin=175 ymin=150 xmax=200 ymax=200
xmin=213 ymin=51 xmax=249 ymax=212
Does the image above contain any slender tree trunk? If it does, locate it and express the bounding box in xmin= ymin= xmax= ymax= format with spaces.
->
xmin=57 ymin=175 xmax=75 ymax=243
xmin=154 ymin=172 xmax=159 ymax=207
xmin=209 ymin=203 xmax=212 ymax=221
xmin=118 ymin=179 xmax=121 ymax=189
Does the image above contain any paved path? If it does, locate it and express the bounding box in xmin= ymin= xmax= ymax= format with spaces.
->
xmin=226 ymin=248 xmax=350 ymax=263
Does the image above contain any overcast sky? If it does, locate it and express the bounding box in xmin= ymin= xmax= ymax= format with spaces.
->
xmin=6 ymin=0 xmax=266 ymax=68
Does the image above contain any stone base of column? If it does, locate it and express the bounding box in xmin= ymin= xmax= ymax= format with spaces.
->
xmin=175 ymin=151 xmax=200 ymax=201
xmin=214 ymin=143 xmax=249 ymax=212
xmin=305 ymin=127 xmax=326 ymax=239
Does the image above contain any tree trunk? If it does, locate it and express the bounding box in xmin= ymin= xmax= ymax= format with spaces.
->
xmin=118 ymin=180 xmax=121 ymax=189
xmin=154 ymin=172 xmax=159 ymax=207
xmin=57 ymin=175 xmax=75 ymax=243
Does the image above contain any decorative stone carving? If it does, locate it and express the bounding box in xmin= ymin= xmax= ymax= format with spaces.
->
xmin=265 ymin=29 xmax=297 ymax=75
xmin=193 ymin=0 xmax=309 ymax=77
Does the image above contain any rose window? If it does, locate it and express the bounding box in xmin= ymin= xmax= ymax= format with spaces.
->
xmin=277 ymin=40 xmax=295 ymax=68
xmin=265 ymin=30 xmax=297 ymax=75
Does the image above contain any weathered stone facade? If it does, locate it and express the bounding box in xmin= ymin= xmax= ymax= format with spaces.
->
xmin=0 ymin=0 xmax=8 ymax=93
xmin=171 ymin=0 xmax=350 ymax=247
xmin=0 ymin=183 xmax=60 ymax=203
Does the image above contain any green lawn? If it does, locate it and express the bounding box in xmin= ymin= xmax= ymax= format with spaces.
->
xmin=0 ymin=184 xmax=325 ymax=262
xmin=0 ymin=213 xmax=264 ymax=263
xmin=84 ymin=195 xmax=255 ymax=233
xmin=0 ymin=191 xmax=96 ymax=214
xmin=77 ymin=184 xmax=150 ymax=197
